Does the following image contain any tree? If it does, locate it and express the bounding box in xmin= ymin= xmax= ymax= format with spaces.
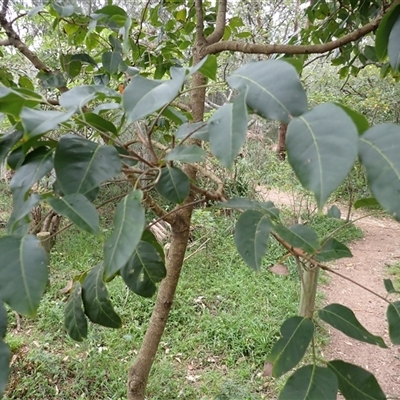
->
xmin=1 ymin=0 xmax=400 ymax=399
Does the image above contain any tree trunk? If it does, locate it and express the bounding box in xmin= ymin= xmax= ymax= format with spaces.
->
xmin=126 ymin=36 xmax=207 ymax=400
xmin=298 ymin=267 xmax=319 ymax=319
xmin=276 ymin=123 xmax=287 ymax=160
xmin=127 ymin=212 xmax=192 ymax=399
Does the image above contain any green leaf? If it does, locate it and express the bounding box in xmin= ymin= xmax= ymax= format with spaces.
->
xmin=0 ymin=88 xmax=40 ymax=117
xmin=287 ymin=103 xmax=358 ymax=208
xmin=52 ymin=2 xmax=74 ymax=17
xmin=95 ymin=5 xmax=127 ymax=17
xmin=123 ymin=68 xmax=187 ymax=123
xmin=273 ymin=224 xmax=319 ymax=255
xmin=234 ymin=210 xmax=272 ymax=271
xmin=387 ymin=301 xmax=400 ymax=344
xmin=0 ymin=301 xmax=6 ymax=339
xmin=319 ymin=304 xmax=387 ymax=348
xmin=18 ymin=75 xmax=34 ymax=91
xmin=383 ymin=279 xmax=400 ymax=294
xmin=389 ymin=15 xmax=400 ymax=72
xmin=37 ymin=70 xmax=66 ymax=88
xmin=334 ymin=102 xmax=369 ymax=135
xmin=354 ymin=197 xmax=381 ymax=210
xmin=227 ymin=60 xmax=307 ymax=123
xmin=47 ymin=194 xmax=100 ymax=235
xmin=54 ymin=135 xmax=121 ymax=197
xmin=217 ymin=198 xmax=280 ymax=219
xmin=0 ymin=339 xmax=11 ymax=398
xmin=102 ymin=51 xmax=123 ymax=75
xmin=121 ymin=241 xmax=166 ymax=298
xmin=197 ymin=55 xmax=218 ymax=80
xmin=104 ymin=190 xmax=145 ymax=279
xmin=175 ymin=122 xmax=209 ymax=141
xmin=8 ymin=193 xmax=41 ymax=234
xmin=327 ymin=205 xmax=341 ymax=219
xmin=358 ymin=124 xmax=400 ymax=221
xmin=155 ymin=166 xmax=190 ymax=204
xmin=64 ymin=282 xmax=88 ymax=342
xmin=20 ymin=107 xmax=75 ymax=138
xmin=59 ymin=85 xmax=99 ymax=110
xmin=208 ymin=88 xmax=248 ymax=168
xmin=0 ymin=235 xmax=48 ymax=317
xmin=327 ymin=360 xmax=386 ymax=400
xmin=267 ymin=316 xmax=314 ymax=378
xmin=0 ymin=130 xmax=23 ymax=164
xmin=84 ymin=113 xmax=117 ymax=135
xmin=375 ymin=3 xmax=400 ymax=61
xmin=141 ymin=230 xmax=165 ymax=261
xmin=10 ymin=146 xmax=53 ymax=203
xmin=279 ymin=365 xmax=338 ymax=400
xmin=70 ymin=53 xmax=97 ymax=67
xmin=165 ymin=145 xmax=206 ymax=163
xmin=315 ymin=238 xmax=352 ymax=262
xmin=82 ymin=264 xmax=122 ymax=328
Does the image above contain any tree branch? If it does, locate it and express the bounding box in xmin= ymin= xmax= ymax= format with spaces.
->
xmin=205 ymin=5 xmax=392 ymax=56
xmin=195 ymin=0 xmax=206 ymax=44
xmin=0 ymin=38 xmax=10 ymax=45
xmin=206 ymin=0 xmax=227 ymax=44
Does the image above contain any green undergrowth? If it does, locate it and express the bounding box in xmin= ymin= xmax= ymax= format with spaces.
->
xmin=2 ymin=192 xmax=363 ymax=399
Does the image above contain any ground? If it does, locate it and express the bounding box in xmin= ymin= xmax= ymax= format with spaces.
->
xmin=256 ymin=186 xmax=400 ymax=399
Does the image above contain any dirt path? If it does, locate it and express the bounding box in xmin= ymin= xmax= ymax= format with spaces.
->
xmin=256 ymin=187 xmax=400 ymax=399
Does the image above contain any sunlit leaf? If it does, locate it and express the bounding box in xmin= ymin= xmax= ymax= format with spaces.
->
xmin=266 ymin=316 xmax=314 ymax=377
xmin=287 ymin=103 xmax=358 ymax=208
xmin=47 ymin=194 xmax=100 ymax=235
xmin=279 ymin=365 xmax=338 ymax=400
xmin=165 ymin=145 xmax=206 ymax=163
xmin=104 ymin=190 xmax=145 ymax=279
xmin=358 ymin=124 xmax=400 ymax=221
xmin=227 ymin=60 xmax=307 ymax=123
xmin=0 ymin=235 xmax=48 ymax=317
xmin=387 ymin=301 xmax=400 ymax=344
xmin=234 ymin=210 xmax=272 ymax=271
xmin=319 ymin=304 xmax=387 ymax=348
xmin=354 ymin=197 xmax=381 ymax=209
xmin=54 ymin=135 xmax=121 ymax=197
xmin=155 ymin=166 xmax=190 ymax=204
xmin=121 ymin=241 xmax=166 ymax=297
xmin=21 ymin=108 xmax=75 ymax=138
xmin=123 ymin=68 xmax=187 ymax=123
xmin=327 ymin=360 xmax=386 ymax=400
xmin=64 ymin=282 xmax=88 ymax=342
xmin=196 ymin=55 xmax=218 ymax=80
xmin=208 ymin=87 xmax=248 ymax=168
xmin=82 ymin=264 xmax=122 ymax=328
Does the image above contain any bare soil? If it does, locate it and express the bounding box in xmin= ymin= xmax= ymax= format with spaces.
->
xmin=256 ymin=186 xmax=400 ymax=399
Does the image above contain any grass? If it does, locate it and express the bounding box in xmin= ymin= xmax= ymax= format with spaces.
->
xmin=0 ymin=153 xmax=364 ymax=399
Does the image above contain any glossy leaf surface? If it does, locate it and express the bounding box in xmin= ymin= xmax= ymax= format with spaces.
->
xmin=104 ymin=190 xmax=145 ymax=279
xmin=121 ymin=241 xmax=166 ymax=297
xmin=82 ymin=264 xmax=122 ymax=328
xmin=359 ymin=124 xmax=400 ymax=221
xmin=47 ymin=194 xmax=100 ymax=235
xmin=64 ymin=282 xmax=88 ymax=342
xmin=279 ymin=365 xmax=338 ymax=400
xmin=319 ymin=304 xmax=387 ymax=348
xmin=287 ymin=103 xmax=358 ymax=208
xmin=227 ymin=60 xmax=307 ymax=123
xmin=327 ymin=360 xmax=386 ymax=400
xmin=54 ymin=135 xmax=121 ymax=197
xmin=0 ymin=235 xmax=48 ymax=317
xmin=234 ymin=210 xmax=272 ymax=271
xmin=267 ymin=317 xmax=314 ymax=378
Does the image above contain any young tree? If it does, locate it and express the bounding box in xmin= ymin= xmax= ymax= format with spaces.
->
xmin=0 ymin=0 xmax=400 ymax=399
